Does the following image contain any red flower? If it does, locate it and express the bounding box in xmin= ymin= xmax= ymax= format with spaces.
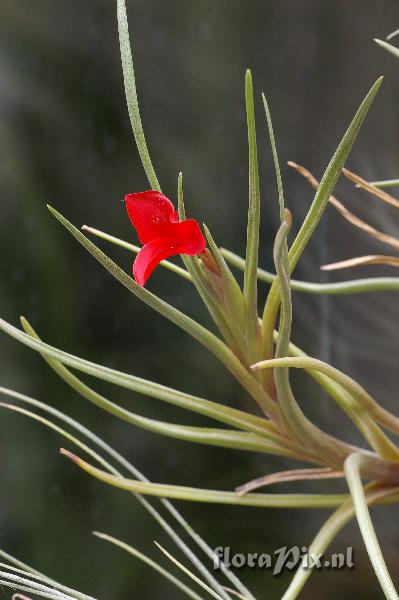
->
xmin=125 ymin=190 xmax=206 ymax=286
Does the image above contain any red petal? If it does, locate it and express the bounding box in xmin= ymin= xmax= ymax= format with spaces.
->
xmin=133 ymin=222 xmax=206 ymax=286
xmin=133 ymin=238 xmax=180 ymax=286
xmin=167 ymin=219 xmax=207 ymax=253
xmin=125 ymin=191 xmax=178 ymax=244
xmin=125 ymin=190 xmax=206 ymax=285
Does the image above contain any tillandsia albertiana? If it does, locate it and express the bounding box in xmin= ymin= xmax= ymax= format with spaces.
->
xmin=2 ymin=2 xmax=399 ymax=599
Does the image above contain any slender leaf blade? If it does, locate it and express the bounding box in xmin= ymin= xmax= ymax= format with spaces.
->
xmin=345 ymin=454 xmax=399 ymax=600
xmin=288 ymin=77 xmax=383 ymax=271
xmin=117 ymin=0 xmax=160 ymax=190
xmin=243 ymin=70 xmax=261 ymax=360
xmin=375 ymin=39 xmax=399 ymax=60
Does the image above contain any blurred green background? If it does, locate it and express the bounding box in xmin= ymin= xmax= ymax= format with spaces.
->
xmin=1 ymin=1 xmax=399 ymax=598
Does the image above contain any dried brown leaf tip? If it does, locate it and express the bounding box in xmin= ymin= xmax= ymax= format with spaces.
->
xmin=342 ymin=168 xmax=399 ymax=210
xmin=288 ymin=161 xmax=399 ymax=271
xmin=321 ymin=255 xmax=399 ymax=271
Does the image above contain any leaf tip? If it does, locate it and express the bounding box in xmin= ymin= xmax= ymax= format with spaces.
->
xmin=47 ymin=204 xmax=59 ymax=219
xmin=92 ymin=530 xmax=103 ymax=539
xmin=245 ymin=69 xmax=253 ymax=89
xmin=60 ymin=447 xmax=80 ymax=464
xmin=284 ymin=208 xmax=292 ymax=228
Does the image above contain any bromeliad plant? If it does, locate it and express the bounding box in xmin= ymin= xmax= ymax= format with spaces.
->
xmin=2 ymin=3 xmax=399 ymax=599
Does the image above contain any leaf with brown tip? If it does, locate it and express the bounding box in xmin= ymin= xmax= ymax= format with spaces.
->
xmin=322 ymin=255 xmax=399 ymax=271
xmin=343 ymin=168 xmax=399 ymax=209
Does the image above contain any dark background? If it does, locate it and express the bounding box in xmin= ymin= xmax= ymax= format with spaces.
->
xmin=1 ymin=1 xmax=399 ymax=598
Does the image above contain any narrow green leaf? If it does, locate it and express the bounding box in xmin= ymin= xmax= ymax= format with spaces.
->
xmin=21 ymin=320 xmax=307 ymax=459
xmin=261 ymin=77 xmax=383 ymax=354
xmin=176 ymin=174 xmax=242 ymax=351
xmin=46 ymin=205 xmax=279 ymax=420
xmin=0 ymin=563 xmax=93 ymax=600
xmin=252 ymin=354 xmax=399 ymax=443
xmin=61 ymin=448 xmax=351 ymax=508
xmin=117 ymin=0 xmax=160 ymax=190
xmin=262 ymin=93 xmax=285 ymax=221
xmin=258 ymin=336 xmax=399 ymax=475
xmin=0 ymin=387 xmax=242 ymax=600
xmin=93 ymin=532 xmax=205 ymax=600
xmin=202 ymin=224 xmax=245 ymax=340
xmin=82 ymin=225 xmax=192 ymax=280
xmin=288 ymin=77 xmax=383 ymax=271
xmin=154 ymin=542 xmax=224 ymax=600
xmin=285 ymin=336 xmax=399 ymax=450
xmin=0 ymin=552 xmax=59 ymax=593
xmin=177 ymin=171 xmax=186 ymax=220
xmin=260 ymin=93 xmax=286 ymax=391
xmin=203 ymin=224 xmax=244 ymax=313
xmin=386 ymin=29 xmax=399 ymax=41
xmin=345 ymin=454 xmax=399 ymax=600
xmin=221 ymin=248 xmax=399 ymax=293
xmin=282 ymin=483 xmax=399 ymax=600
xmin=20 ymin=318 xmax=281 ymax=454
xmin=0 ymin=316 xmax=272 ymax=437
xmin=0 ymin=568 xmax=88 ymax=600
xmin=243 ymin=69 xmax=261 ymax=361
xmin=375 ymin=39 xmax=399 ymax=60
xmin=269 ymin=213 xmax=353 ymax=466
xmin=5 ymin=332 xmax=288 ymax=456
xmin=83 ymin=228 xmax=399 ymax=295
xmin=368 ymin=179 xmax=399 ymax=189
xmin=0 ymin=579 xmax=78 ymax=600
